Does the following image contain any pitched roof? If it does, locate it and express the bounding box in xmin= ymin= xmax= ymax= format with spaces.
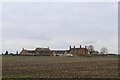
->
xmin=27 ymin=50 xmax=36 ymax=53
xmin=35 ymin=48 xmax=50 ymax=51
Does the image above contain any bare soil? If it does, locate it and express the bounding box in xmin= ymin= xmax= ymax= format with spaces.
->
xmin=2 ymin=55 xmax=119 ymax=78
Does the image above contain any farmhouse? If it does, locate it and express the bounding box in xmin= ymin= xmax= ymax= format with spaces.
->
xmin=19 ymin=48 xmax=35 ymax=56
xmin=19 ymin=48 xmax=52 ymax=56
xmin=64 ymin=45 xmax=88 ymax=56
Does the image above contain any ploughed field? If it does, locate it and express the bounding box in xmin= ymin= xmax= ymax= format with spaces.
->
xmin=2 ymin=55 xmax=118 ymax=78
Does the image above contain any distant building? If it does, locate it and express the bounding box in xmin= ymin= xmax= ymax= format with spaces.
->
xmin=51 ymin=50 xmax=65 ymax=56
xmin=19 ymin=45 xmax=88 ymax=56
xmin=65 ymin=53 xmax=74 ymax=57
xmin=19 ymin=48 xmax=52 ymax=56
xmin=64 ymin=45 xmax=88 ymax=56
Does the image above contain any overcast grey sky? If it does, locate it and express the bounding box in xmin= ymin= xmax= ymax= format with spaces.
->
xmin=1 ymin=2 xmax=118 ymax=54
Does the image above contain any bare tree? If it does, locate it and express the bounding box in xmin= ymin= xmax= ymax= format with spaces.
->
xmin=100 ymin=47 xmax=108 ymax=54
xmin=5 ymin=51 xmax=8 ymax=55
xmin=87 ymin=45 xmax=95 ymax=54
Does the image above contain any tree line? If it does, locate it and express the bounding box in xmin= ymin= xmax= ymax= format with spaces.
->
xmin=87 ymin=45 xmax=109 ymax=55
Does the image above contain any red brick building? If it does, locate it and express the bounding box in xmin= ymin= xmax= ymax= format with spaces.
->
xmin=65 ymin=45 xmax=88 ymax=56
xmin=19 ymin=48 xmax=35 ymax=56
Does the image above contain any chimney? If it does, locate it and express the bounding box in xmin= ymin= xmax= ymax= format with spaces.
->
xmin=74 ymin=46 xmax=75 ymax=48
xmin=22 ymin=48 xmax=24 ymax=50
xmin=80 ymin=45 xmax=81 ymax=48
xmin=85 ymin=46 xmax=88 ymax=54
xmin=69 ymin=46 xmax=71 ymax=49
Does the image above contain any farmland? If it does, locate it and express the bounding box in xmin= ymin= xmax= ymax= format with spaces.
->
xmin=2 ymin=55 xmax=119 ymax=78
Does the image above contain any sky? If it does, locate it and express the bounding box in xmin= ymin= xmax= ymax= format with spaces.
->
xmin=0 ymin=0 xmax=119 ymax=2
xmin=1 ymin=2 xmax=118 ymax=54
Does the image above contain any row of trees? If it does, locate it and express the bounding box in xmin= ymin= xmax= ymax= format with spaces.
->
xmin=3 ymin=51 xmax=18 ymax=55
xmin=87 ymin=45 xmax=108 ymax=54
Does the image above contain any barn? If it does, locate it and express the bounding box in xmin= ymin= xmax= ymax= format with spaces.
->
xmin=19 ymin=48 xmax=52 ymax=56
